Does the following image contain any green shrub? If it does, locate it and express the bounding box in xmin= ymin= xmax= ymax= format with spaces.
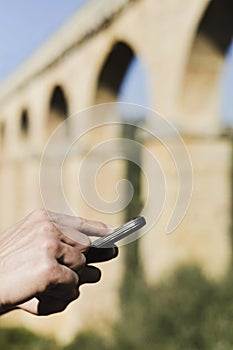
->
xmin=3 ymin=265 xmax=233 ymax=350
xmin=67 ymin=265 xmax=233 ymax=350
xmin=0 ymin=327 xmax=59 ymax=350
xmin=63 ymin=331 xmax=110 ymax=350
xmin=112 ymin=266 xmax=233 ymax=350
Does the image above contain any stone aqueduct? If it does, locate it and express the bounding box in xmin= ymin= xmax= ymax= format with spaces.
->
xmin=0 ymin=0 xmax=233 ymax=342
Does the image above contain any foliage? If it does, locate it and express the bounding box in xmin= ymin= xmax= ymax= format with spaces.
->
xmin=63 ymin=331 xmax=110 ymax=350
xmin=65 ymin=266 xmax=233 ymax=350
xmin=2 ymin=266 xmax=233 ymax=350
xmin=0 ymin=326 xmax=59 ymax=350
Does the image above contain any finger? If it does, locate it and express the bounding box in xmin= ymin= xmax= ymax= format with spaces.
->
xmin=78 ymin=266 xmax=101 ymax=285
xmin=24 ymin=209 xmax=113 ymax=239
xmin=19 ymin=297 xmax=67 ymax=316
xmin=86 ymin=247 xmax=119 ymax=264
xmin=47 ymin=211 xmax=113 ymax=237
xmin=58 ymin=225 xmax=91 ymax=247
xmin=50 ymin=263 xmax=79 ymax=289
xmin=37 ymin=294 xmax=79 ymax=316
xmin=57 ymin=242 xmax=86 ymax=270
xmin=19 ymin=284 xmax=80 ymax=316
xmin=19 ymin=262 xmax=80 ymax=316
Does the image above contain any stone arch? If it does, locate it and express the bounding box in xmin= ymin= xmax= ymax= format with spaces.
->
xmin=95 ymin=41 xmax=135 ymax=104
xmin=198 ymin=0 xmax=233 ymax=55
xmin=180 ymin=0 xmax=233 ymax=131
xmin=94 ymin=39 xmax=150 ymax=122
xmin=47 ymin=85 xmax=69 ymax=136
xmin=94 ymin=39 xmax=148 ymax=276
xmin=42 ymin=84 xmax=71 ymax=213
xmin=19 ymin=109 xmax=30 ymax=138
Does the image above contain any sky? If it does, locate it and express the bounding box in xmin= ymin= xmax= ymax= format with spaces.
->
xmin=0 ymin=0 xmax=149 ymax=109
xmin=221 ymin=45 xmax=233 ymax=126
xmin=0 ymin=0 xmax=87 ymax=82
xmin=0 ymin=0 xmax=232 ymax=124
xmin=118 ymin=58 xmax=149 ymax=108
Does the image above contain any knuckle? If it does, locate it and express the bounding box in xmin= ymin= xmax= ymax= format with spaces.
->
xmin=30 ymin=208 xmax=48 ymax=221
xmin=39 ymin=260 xmax=59 ymax=288
xmin=40 ymin=221 xmax=56 ymax=235
xmin=45 ymin=260 xmax=58 ymax=277
xmin=78 ymin=217 xmax=86 ymax=231
xmin=79 ymin=253 xmax=86 ymax=267
xmin=73 ymin=251 xmax=86 ymax=269
xmin=98 ymin=222 xmax=108 ymax=230
xmin=70 ymin=249 xmax=86 ymax=270
xmin=65 ymin=269 xmax=79 ymax=288
xmin=43 ymin=238 xmax=59 ymax=256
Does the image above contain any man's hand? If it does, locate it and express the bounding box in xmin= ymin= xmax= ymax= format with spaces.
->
xmin=0 ymin=209 xmax=118 ymax=316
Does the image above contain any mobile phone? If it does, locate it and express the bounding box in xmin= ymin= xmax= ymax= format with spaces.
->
xmin=90 ymin=216 xmax=146 ymax=248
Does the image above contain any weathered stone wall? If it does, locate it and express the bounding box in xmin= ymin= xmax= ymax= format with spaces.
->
xmin=0 ymin=0 xmax=231 ymax=344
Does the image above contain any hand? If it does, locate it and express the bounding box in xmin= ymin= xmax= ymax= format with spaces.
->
xmin=0 ymin=209 xmax=118 ymax=316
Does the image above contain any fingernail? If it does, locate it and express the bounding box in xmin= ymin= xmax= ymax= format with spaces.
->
xmin=107 ymin=225 xmax=116 ymax=232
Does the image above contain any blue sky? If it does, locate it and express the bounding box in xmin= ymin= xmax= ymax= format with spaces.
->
xmin=221 ymin=45 xmax=233 ymax=126
xmin=0 ymin=0 xmax=149 ymax=108
xmin=0 ymin=0 xmax=232 ymax=124
xmin=0 ymin=0 xmax=87 ymax=82
xmin=118 ymin=58 xmax=149 ymax=108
